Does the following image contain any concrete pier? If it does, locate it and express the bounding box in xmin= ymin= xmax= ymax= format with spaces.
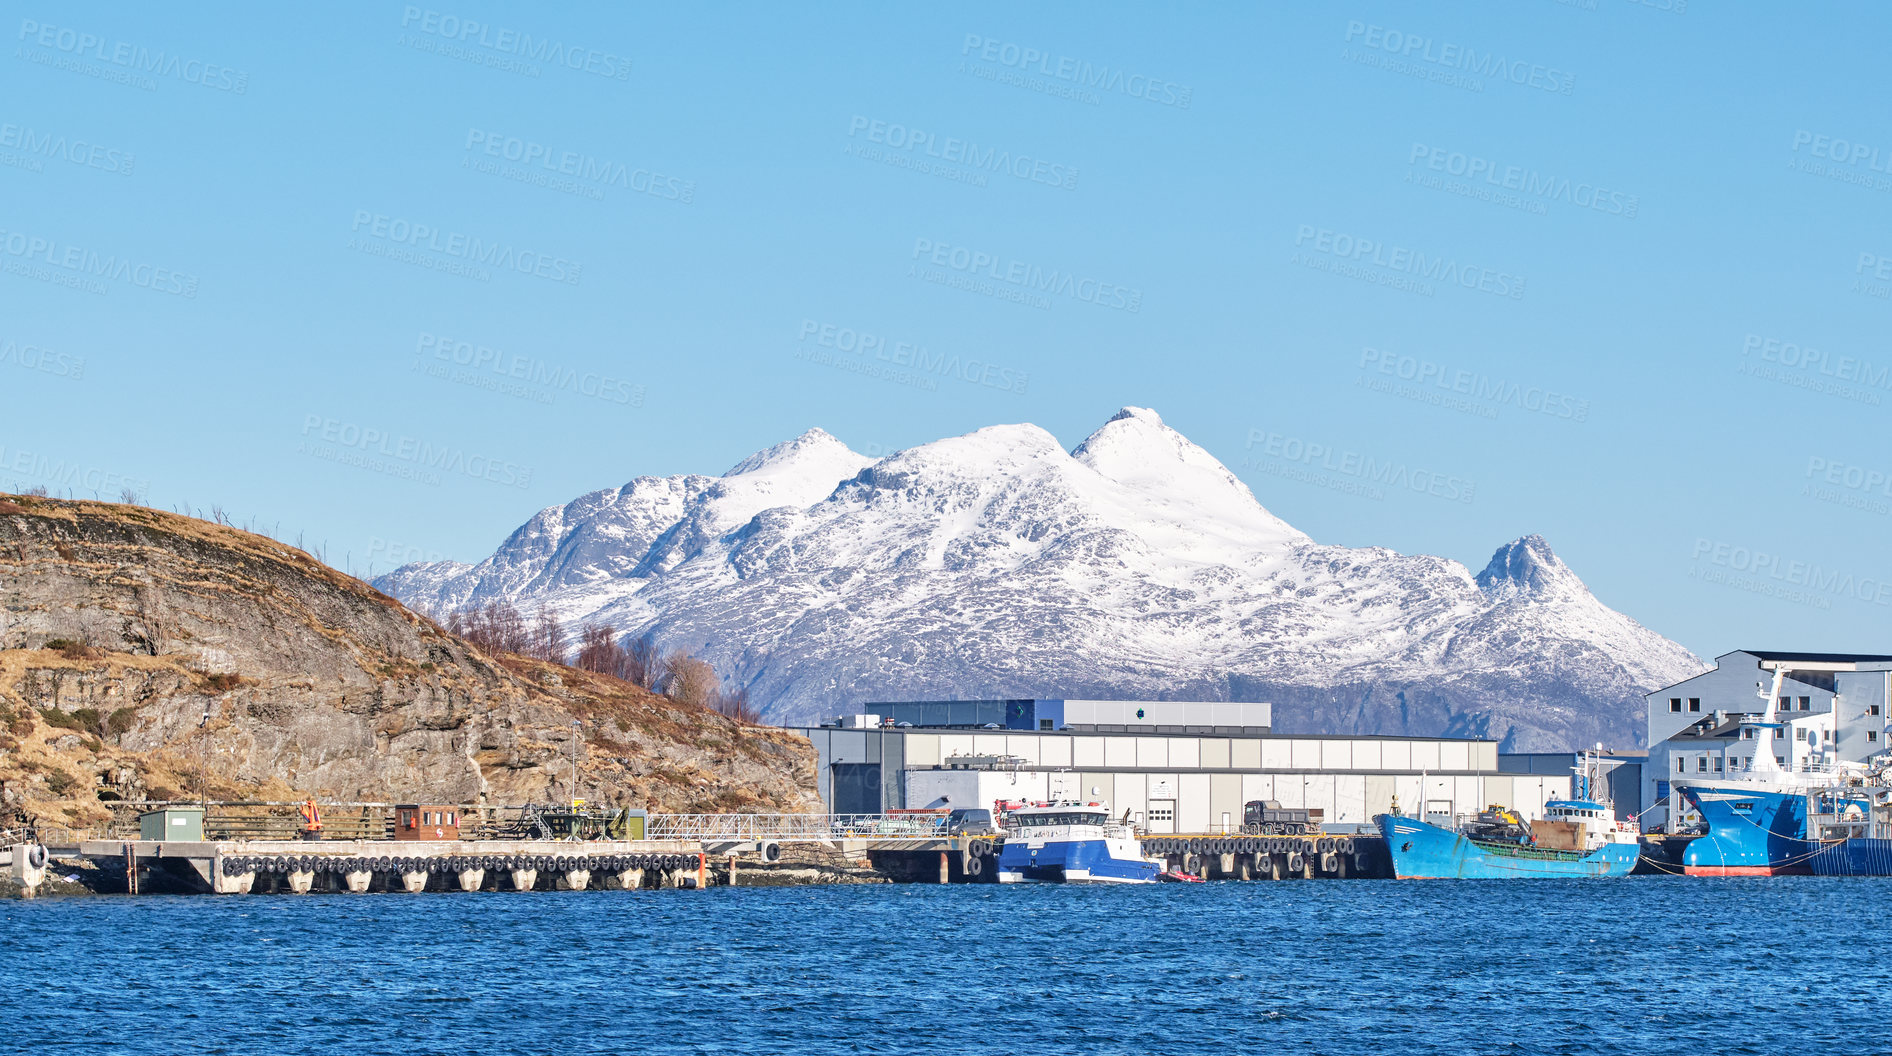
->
xmin=74 ymin=837 xmax=705 ymax=896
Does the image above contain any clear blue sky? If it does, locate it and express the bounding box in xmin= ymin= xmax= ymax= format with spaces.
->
xmin=4 ymin=2 xmax=1889 ymax=658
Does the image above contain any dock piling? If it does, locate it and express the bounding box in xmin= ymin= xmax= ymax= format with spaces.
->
xmin=456 ymin=867 xmax=484 ymax=892
xmin=211 ymin=859 xmax=255 ymax=895
xmin=399 ymin=868 xmax=428 ymax=893
xmin=509 ymin=867 xmax=537 ymax=891
xmin=561 ymin=868 xmax=591 ymax=891
xmin=344 ymin=867 xmax=372 ymax=893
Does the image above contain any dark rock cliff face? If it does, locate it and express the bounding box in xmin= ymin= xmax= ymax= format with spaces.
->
xmin=0 ymin=496 xmax=818 ymax=832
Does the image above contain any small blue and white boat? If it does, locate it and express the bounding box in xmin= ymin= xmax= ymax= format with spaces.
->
xmin=995 ymin=801 xmax=1162 ymax=884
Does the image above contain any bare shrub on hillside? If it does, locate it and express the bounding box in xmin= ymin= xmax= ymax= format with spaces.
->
xmin=665 ymin=654 xmax=719 ymax=708
xmin=575 ymin=623 xmax=617 ymax=674
xmin=449 ymin=600 xmax=531 ymax=655
xmin=713 ymin=683 xmax=762 ymax=724
xmin=628 ymin=633 xmax=665 ymax=690
xmin=523 ymin=605 xmax=563 ymax=663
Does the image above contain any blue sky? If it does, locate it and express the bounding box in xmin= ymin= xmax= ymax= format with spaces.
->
xmin=3 ymin=2 xmax=1889 ymax=658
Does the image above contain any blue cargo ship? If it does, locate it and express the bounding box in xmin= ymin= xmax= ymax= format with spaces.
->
xmin=1376 ymin=798 xmax=1640 ymax=879
xmin=995 ymin=801 xmax=1162 ymax=884
xmin=1376 ymin=749 xmax=1640 ymax=879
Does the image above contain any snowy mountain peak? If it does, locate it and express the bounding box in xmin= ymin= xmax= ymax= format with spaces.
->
xmin=377 ymin=413 xmax=1704 ymax=750
xmin=1074 ymin=406 xmax=1307 ymax=548
xmin=1476 ymin=534 xmax=1581 ymax=597
xmin=724 ymin=427 xmax=865 ymax=479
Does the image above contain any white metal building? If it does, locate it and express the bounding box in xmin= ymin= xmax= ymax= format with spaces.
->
xmin=793 ymin=699 xmax=1575 ymax=831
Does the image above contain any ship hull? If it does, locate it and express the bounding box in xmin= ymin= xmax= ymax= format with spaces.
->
xmin=1677 ymin=784 xmax=1814 ymax=876
xmin=1375 ymin=815 xmax=1637 ymax=879
xmin=1679 ymin=782 xmax=1892 ymax=876
xmin=995 ymin=838 xmax=1160 ymax=884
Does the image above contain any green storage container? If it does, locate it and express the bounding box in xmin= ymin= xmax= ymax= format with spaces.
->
xmin=139 ymin=807 xmax=205 ymax=842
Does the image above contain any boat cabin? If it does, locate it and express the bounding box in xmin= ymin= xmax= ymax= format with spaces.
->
xmin=1544 ymin=799 xmax=1609 ymax=823
xmin=394 ymin=804 xmax=461 ymax=841
xmin=1008 ymin=802 xmax=1110 ymax=830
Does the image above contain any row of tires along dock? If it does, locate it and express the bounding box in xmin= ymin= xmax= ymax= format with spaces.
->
xmin=1143 ymin=834 xmax=1389 ymax=880
xmin=870 ymin=833 xmax=1394 ymax=883
xmin=214 ymin=851 xmax=710 ymax=894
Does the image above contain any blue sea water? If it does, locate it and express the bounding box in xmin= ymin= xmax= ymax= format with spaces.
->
xmin=4 ymin=877 xmax=1888 ymax=1055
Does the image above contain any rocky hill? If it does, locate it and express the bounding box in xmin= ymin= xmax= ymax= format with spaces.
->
xmin=0 ymin=494 xmax=819 ymax=835
xmin=381 ymin=408 xmax=1707 ymax=751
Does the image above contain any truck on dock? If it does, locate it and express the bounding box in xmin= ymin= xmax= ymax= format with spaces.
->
xmin=1241 ymin=800 xmax=1323 ymax=836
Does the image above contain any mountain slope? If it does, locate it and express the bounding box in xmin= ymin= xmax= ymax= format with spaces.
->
xmin=380 ymin=408 xmax=1705 ymax=750
xmin=0 ymin=495 xmax=818 ymax=831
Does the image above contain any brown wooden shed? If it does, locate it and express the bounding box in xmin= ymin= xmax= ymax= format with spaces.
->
xmin=394 ymin=804 xmax=461 ymax=841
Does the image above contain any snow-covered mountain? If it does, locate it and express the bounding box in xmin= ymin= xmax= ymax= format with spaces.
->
xmin=377 ymin=408 xmax=1705 ymax=750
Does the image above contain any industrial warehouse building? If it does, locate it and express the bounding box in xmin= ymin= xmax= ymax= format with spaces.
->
xmin=1643 ymin=650 xmax=1892 ymax=832
xmin=791 ymin=699 xmax=1593 ymax=831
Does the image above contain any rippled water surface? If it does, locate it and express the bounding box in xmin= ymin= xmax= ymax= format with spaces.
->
xmin=6 ymin=877 xmax=1889 ymax=1054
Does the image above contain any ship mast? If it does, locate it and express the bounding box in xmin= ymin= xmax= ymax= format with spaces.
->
xmin=1749 ymin=665 xmax=1789 ymax=779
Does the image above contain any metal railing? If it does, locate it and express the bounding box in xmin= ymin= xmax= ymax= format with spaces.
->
xmin=94 ymin=801 xmax=586 ymax=842
xmin=77 ymin=803 xmax=964 ymax=846
xmin=643 ymin=813 xmax=950 ymax=842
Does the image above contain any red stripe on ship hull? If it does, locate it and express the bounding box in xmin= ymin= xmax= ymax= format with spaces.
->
xmin=1683 ymin=865 xmax=1781 ymax=877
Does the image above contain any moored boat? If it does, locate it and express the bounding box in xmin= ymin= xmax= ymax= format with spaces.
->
xmin=995 ymin=801 xmax=1163 ymax=884
xmin=1375 ymin=750 xmax=1639 ymax=879
xmin=1377 ymin=801 xmax=1639 ymax=879
xmin=1677 ymin=662 xmax=1892 ymax=876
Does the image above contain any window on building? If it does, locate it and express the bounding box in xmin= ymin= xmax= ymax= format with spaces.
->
xmin=1800 ymin=697 xmax=1812 ymax=711
xmin=1688 ymin=698 xmax=1701 ymax=711
xmin=1777 ymin=755 xmax=1786 ymax=767
xmin=1698 ymin=757 xmax=1708 ymax=772
xmin=1741 ymin=728 xmax=1755 ymax=739
xmin=1039 ymin=719 xmax=1053 ymax=730
xmin=1670 ymin=698 xmax=1683 ymax=713
xmin=1676 ymin=758 xmax=1686 ymax=773
xmin=1713 ymin=758 xmax=1723 ymax=772
xmin=1871 ymin=705 xmax=1882 ymax=717
xmin=1869 ymin=731 xmax=1880 ymax=743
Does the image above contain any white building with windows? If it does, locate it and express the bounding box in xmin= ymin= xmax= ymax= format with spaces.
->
xmin=792 ymin=698 xmax=1582 ymax=832
xmin=1643 ymin=650 xmax=1892 ymax=831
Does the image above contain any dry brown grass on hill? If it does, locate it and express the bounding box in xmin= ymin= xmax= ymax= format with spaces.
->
xmin=0 ymin=493 xmax=823 ymax=827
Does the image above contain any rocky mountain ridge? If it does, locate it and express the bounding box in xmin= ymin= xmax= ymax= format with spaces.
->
xmin=379 ymin=408 xmax=1707 ymax=750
